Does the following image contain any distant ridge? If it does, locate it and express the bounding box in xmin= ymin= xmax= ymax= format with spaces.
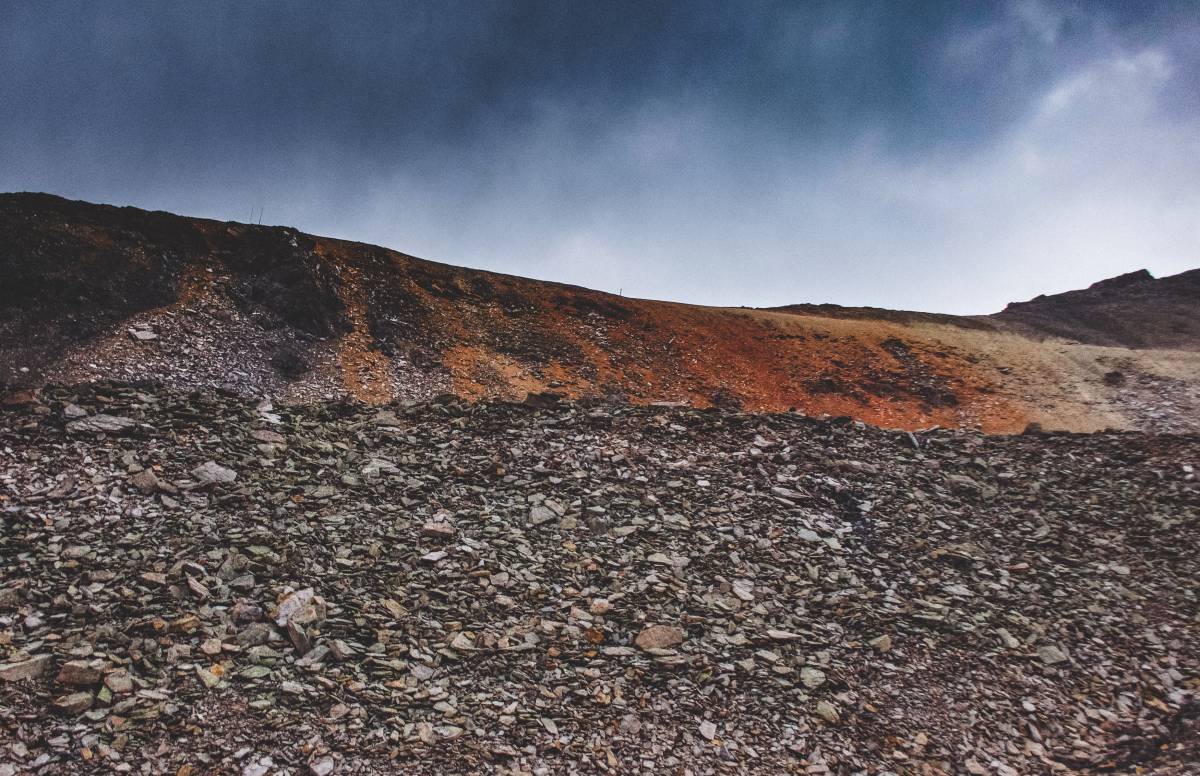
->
xmin=995 ymin=267 xmax=1200 ymax=349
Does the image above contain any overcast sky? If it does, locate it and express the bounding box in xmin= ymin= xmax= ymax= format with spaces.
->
xmin=2 ymin=1 xmax=1197 ymax=313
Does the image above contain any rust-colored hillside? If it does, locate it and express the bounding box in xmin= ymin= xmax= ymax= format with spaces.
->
xmin=2 ymin=193 xmax=1198 ymax=433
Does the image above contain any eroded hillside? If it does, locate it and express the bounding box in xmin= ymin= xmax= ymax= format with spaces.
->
xmin=2 ymin=193 xmax=1198 ymax=433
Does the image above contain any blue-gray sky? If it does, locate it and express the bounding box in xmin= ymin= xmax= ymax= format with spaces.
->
xmin=2 ymin=1 xmax=1197 ymax=313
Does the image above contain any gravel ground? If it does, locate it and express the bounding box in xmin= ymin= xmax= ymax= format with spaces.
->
xmin=1 ymin=384 xmax=1197 ymax=774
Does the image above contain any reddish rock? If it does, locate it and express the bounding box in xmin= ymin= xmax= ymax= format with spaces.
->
xmin=635 ymin=624 xmax=685 ymax=651
xmin=56 ymin=660 xmax=103 ymax=686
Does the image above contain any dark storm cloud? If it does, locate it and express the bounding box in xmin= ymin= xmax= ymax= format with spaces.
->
xmin=2 ymin=1 xmax=1197 ymax=312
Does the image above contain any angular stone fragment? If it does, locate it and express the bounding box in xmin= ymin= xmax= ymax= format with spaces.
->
xmin=800 ymin=666 xmax=827 ymax=689
xmin=66 ymin=414 xmax=135 ymax=434
xmin=130 ymin=468 xmax=160 ymax=493
xmin=52 ymin=691 xmax=94 ymax=715
xmin=197 ymin=665 xmax=223 ymax=688
xmin=422 ymin=520 xmax=456 ymax=539
xmin=869 ymin=634 xmax=893 ymax=653
xmin=0 ymin=585 xmax=23 ymax=609
xmin=104 ymin=670 xmax=134 ymax=694
xmin=230 ymin=573 xmax=256 ymax=591
xmin=287 ymin=621 xmax=313 ymax=654
xmin=191 ymin=460 xmax=237 ymax=485
xmin=766 ymin=629 xmax=804 ymax=641
xmin=450 ymin=632 xmax=476 ymax=652
xmin=232 ymin=600 xmax=263 ymax=623
xmin=329 ymin=640 xmax=355 ymax=662
xmin=56 ymin=660 xmax=103 ymax=686
xmin=62 ymin=402 xmax=88 ymax=418
xmin=528 ymin=505 xmax=556 ymax=526
xmin=1038 ymin=645 xmax=1069 ymax=665
xmin=187 ymin=576 xmax=210 ymax=600
xmin=361 ymin=458 xmax=398 ymax=480
xmin=0 ymin=654 xmax=52 ymax=682
xmin=815 ymin=700 xmax=839 ymax=723
xmin=237 ymin=623 xmax=273 ymax=647
xmin=250 ymin=429 xmax=287 ymax=445
xmin=273 ymin=588 xmax=316 ymax=626
xmin=243 ymin=755 xmax=274 ymax=776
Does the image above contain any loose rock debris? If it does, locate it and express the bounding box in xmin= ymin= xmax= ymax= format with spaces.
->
xmin=0 ymin=383 xmax=1197 ymax=774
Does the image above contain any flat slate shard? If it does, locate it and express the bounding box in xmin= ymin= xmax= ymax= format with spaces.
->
xmin=528 ymin=505 xmax=556 ymax=526
xmin=421 ymin=520 xmax=456 ymax=539
xmin=55 ymin=661 xmax=102 ymax=686
xmin=66 ymin=414 xmax=135 ymax=434
xmin=0 ymin=654 xmax=52 ymax=682
xmin=0 ymin=383 xmax=1196 ymax=774
xmin=191 ymin=460 xmax=237 ymax=484
xmin=1038 ymin=645 xmax=1070 ymax=665
xmin=361 ymin=458 xmax=398 ymax=479
xmin=52 ymin=691 xmax=94 ymax=715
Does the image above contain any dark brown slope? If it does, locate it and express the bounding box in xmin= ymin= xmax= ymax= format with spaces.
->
xmin=767 ymin=302 xmax=995 ymax=330
xmin=0 ymin=192 xmax=351 ymax=383
xmin=993 ymin=268 xmax=1200 ymax=350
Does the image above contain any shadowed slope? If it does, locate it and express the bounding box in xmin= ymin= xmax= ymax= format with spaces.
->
xmin=995 ymin=268 xmax=1200 ymax=350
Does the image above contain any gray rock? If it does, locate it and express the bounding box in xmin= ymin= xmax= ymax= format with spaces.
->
xmin=800 ymin=666 xmax=827 ymax=689
xmin=815 ymin=700 xmax=839 ymax=723
xmin=52 ymin=691 xmax=94 ymax=715
xmin=0 ymin=654 xmax=52 ymax=682
xmin=1038 ymin=645 xmax=1070 ymax=665
xmin=66 ymin=414 xmax=135 ymax=434
xmin=191 ymin=460 xmax=237 ymax=484
xmin=237 ymin=623 xmax=273 ymax=647
xmin=528 ymin=505 xmax=556 ymax=526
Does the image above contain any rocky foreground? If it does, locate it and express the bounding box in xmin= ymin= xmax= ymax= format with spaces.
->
xmin=1 ymin=385 xmax=1197 ymax=775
